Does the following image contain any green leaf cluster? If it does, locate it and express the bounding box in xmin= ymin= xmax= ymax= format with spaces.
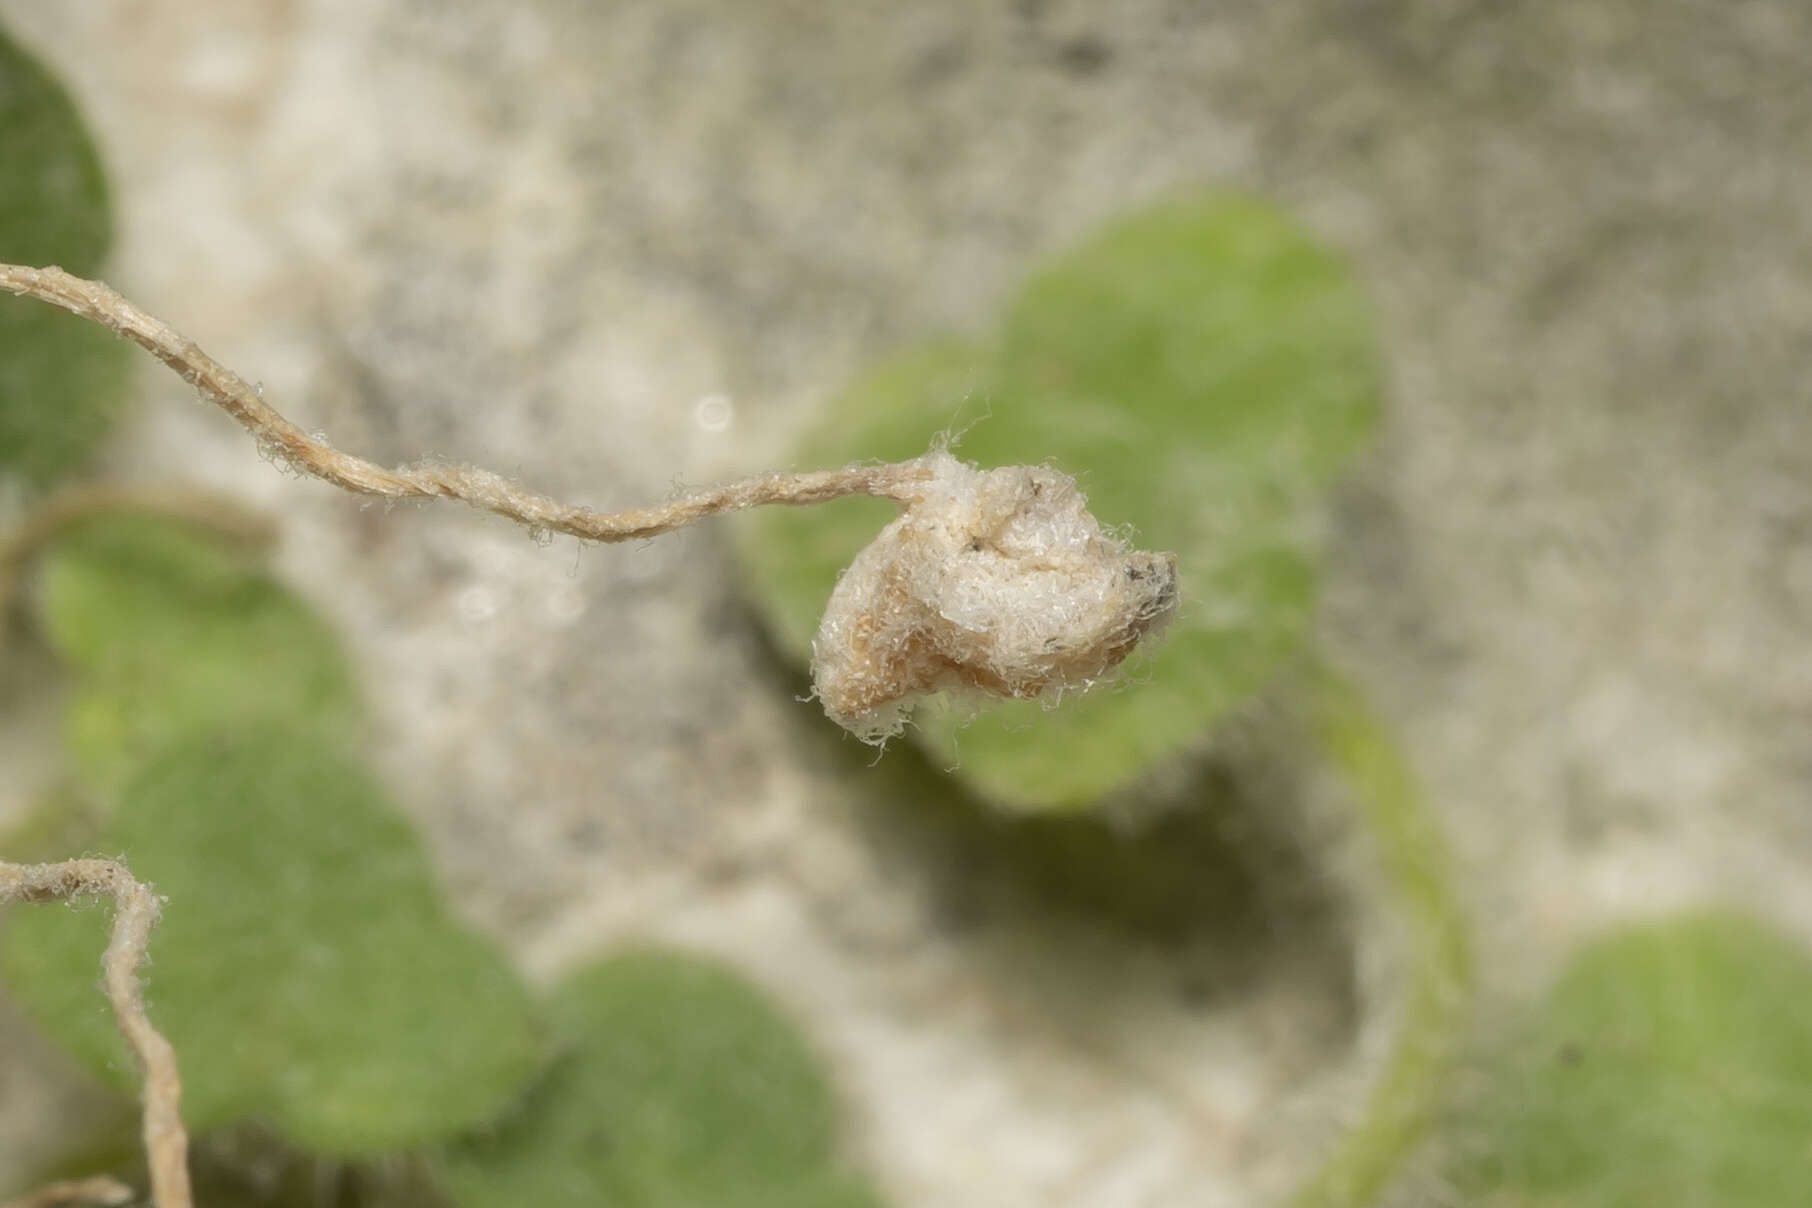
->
xmin=4 ymin=515 xmax=541 ymax=1152
xmin=737 ymin=195 xmax=1381 ymax=809
xmin=3 ymin=726 xmax=545 ymax=1152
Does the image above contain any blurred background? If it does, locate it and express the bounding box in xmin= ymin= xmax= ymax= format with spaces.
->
xmin=2 ymin=2 xmax=1809 ymax=1206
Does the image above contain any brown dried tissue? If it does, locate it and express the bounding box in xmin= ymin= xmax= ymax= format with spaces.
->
xmin=813 ymin=451 xmax=1178 ymax=740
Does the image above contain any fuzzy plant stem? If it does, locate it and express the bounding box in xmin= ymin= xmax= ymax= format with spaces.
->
xmin=0 ymin=264 xmax=933 ymax=538
xmin=1288 ymin=665 xmax=1473 ymax=1208
xmin=0 ymin=860 xmax=192 ymax=1208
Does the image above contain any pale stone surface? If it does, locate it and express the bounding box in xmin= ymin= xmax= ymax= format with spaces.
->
xmin=2 ymin=0 xmax=1809 ymax=1203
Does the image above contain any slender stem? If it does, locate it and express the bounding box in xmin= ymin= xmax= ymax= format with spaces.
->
xmin=1288 ymin=665 xmax=1473 ymax=1208
xmin=0 ymin=483 xmax=275 ymax=626
xmin=0 ymin=1178 xmax=134 ymax=1208
xmin=0 ymin=860 xmax=192 ymax=1208
xmin=0 ymin=264 xmax=933 ymax=543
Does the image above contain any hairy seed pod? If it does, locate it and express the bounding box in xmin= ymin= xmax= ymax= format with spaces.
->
xmin=812 ymin=451 xmax=1178 ymax=739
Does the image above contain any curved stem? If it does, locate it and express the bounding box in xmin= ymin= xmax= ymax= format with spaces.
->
xmin=0 ymin=482 xmax=275 ymax=626
xmin=1288 ymin=664 xmax=1473 ymax=1207
xmin=0 ymin=264 xmax=933 ymax=543
xmin=0 ymin=859 xmax=192 ymax=1208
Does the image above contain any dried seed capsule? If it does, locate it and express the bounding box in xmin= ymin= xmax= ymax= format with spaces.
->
xmin=812 ymin=451 xmax=1178 ymax=739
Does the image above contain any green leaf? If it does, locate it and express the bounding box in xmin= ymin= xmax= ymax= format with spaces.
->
xmin=737 ymin=195 xmax=1381 ymax=809
xmin=0 ymin=25 xmax=130 ymax=485
xmin=35 ymin=514 xmax=362 ymax=795
xmin=1454 ymin=911 xmax=1812 ymax=1206
xmin=0 ymin=726 xmax=545 ymax=1154
xmin=436 ymin=950 xmax=883 ymax=1208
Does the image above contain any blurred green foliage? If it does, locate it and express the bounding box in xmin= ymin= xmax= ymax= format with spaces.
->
xmin=0 ymin=25 xmax=130 ymax=485
xmin=1 ymin=724 xmax=545 ymax=1154
xmin=1454 ymin=911 xmax=1812 ymax=1206
xmin=437 ymin=950 xmax=883 ymax=1208
xmin=737 ymin=195 xmax=1381 ymax=810
xmin=36 ymin=515 xmax=362 ymax=796
xmin=5 ymin=516 xmax=541 ymax=1152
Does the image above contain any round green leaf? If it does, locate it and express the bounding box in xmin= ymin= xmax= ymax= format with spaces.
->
xmin=0 ymin=25 xmax=129 ymax=485
xmin=34 ymin=515 xmax=363 ymax=795
xmin=437 ymin=950 xmax=882 ymax=1208
xmin=737 ymin=195 xmax=1381 ymax=808
xmin=1454 ymin=912 xmax=1812 ymax=1206
xmin=0 ymin=726 xmax=545 ymax=1154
